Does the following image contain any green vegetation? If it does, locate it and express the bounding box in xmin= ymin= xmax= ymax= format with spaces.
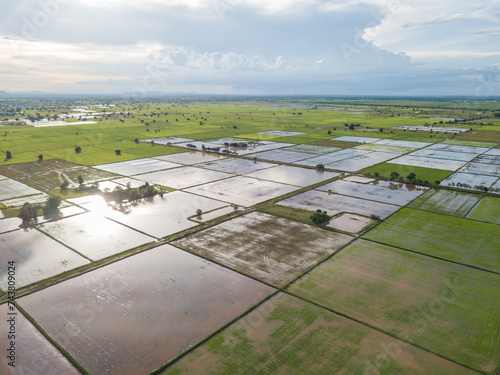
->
xmin=408 ymin=189 xmax=482 ymax=217
xmin=466 ymin=196 xmax=500 ymax=224
xmin=362 ymin=163 xmax=453 ymax=184
xmin=260 ymin=204 xmax=326 ymax=227
xmin=287 ymin=239 xmax=500 ymax=373
xmin=310 ymin=209 xmax=330 ymax=224
xmin=363 ymin=208 xmax=500 ymax=272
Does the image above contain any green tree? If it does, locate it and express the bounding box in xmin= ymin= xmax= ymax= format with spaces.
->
xmin=316 ymin=163 xmax=325 ymax=171
xmin=115 ymin=149 xmax=121 ymax=155
xmin=78 ymin=175 xmax=84 ymax=185
xmin=75 ymin=146 xmax=82 ymax=153
xmin=38 ymin=154 xmax=43 ymax=161
xmin=310 ymin=209 xmax=330 ymax=225
xmin=43 ymin=196 xmax=62 ymax=219
xmin=6 ymin=150 xmax=12 ymax=159
xmin=406 ymin=172 xmax=416 ymax=181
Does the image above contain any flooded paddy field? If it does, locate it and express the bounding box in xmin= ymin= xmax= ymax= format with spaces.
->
xmin=0 ymin=229 xmax=89 ymax=289
xmin=136 ymin=166 xmax=233 ymax=189
xmin=373 ymin=139 xmax=431 ymax=149
xmin=364 ymin=208 xmax=500 ymax=272
xmin=331 ymin=136 xmax=382 ymax=143
xmin=94 ymin=158 xmax=181 ymax=176
xmin=70 ymin=191 xmax=227 ymax=238
xmin=343 ymin=175 xmax=375 ymax=183
xmin=426 ymin=143 xmax=490 ymax=154
xmin=245 ymin=165 xmax=339 ymax=187
xmin=0 ymin=177 xmax=42 ymax=201
xmin=173 ymin=211 xmax=351 ymax=287
xmin=287 ymin=239 xmax=500 ymax=373
xmin=278 ymin=189 xmax=399 ymax=219
xmin=191 ymin=206 xmax=235 ymax=222
xmin=317 ymin=179 xmax=427 ymax=206
xmin=185 ymin=176 xmax=299 ymax=207
xmin=18 ymin=244 xmax=274 ymax=375
xmin=1 ymin=193 xmax=49 ymax=207
xmin=354 ymin=143 xmax=415 ymax=153
xmin=0 ymin=159 xmax=118 ymax=191
xmin=296 ymin=148 xmax=372 ymax=167
xmin=111 ymin=177 xmax=148 ymax=188
xmin=467 ymin=196 xmax=500 ymax=224
xmin=248 ymin=149 xmax=313 ymax=163
xmin=197 ymin=157 xmax=276 ymax=175
xmin=485 ymin=148 xmax=500 ymax=156
xmin=283 ymin=144 xmax=340 ymax=154
xmin=441 ymin=172 xmax=498 ymax=189
xmin=154 ymin=151 xmax=227 ymax=165
xmin=0 ymin=217 xmax=23 ymax=233
xmin=460 ymin=161 xmax=500 ymax=176
xmin=389 ymin=154 xmax=467 ymax=171
xmin=408 ymin=189 xmax=482 ymax=216
xmin=474 ymin=154 xmax=500 ymax=165
xmin=40 ymin=213 xmax=154 ymax=260
xmin=142 ymin=136 xmax=194 ymax=144
xmin=160 ymin=293 xmax=475 ymax=375
xmin=0 ymin=304 xmax=80 ymax=375
xmin=327 ymin=213 xmax=374 ymax=233
xmin=325 ymin=151 xmax=401 ymax=172
xmin=410 ymin=149 xmax=478 ymax=162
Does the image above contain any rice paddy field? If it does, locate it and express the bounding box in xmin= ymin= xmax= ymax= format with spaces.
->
xmin=1 ymin=97 xmax=499 ymax=374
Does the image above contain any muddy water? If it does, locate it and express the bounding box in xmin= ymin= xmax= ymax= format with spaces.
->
xmin=317 ymin=179 xmax=427 ymax=206
xmin=71 ymin=192 xmax=227 ymax=238
xmin=248 ymin=149 xmax=313 ymax=163
xmin=0 ymin=304 xmax=80 ymax=375
xmin=136 ymin=166 xmax=233 ymax=189
xmin=246 ymin=165 xmax=340 ymax=187
xmin=198 ymin=158 xmax=276 ymax=175
xmin=0 ymin=229 xmax=89 ymax=289
xmin=18 ymin=244 xmax=274 ymax=375
xmin=95 ymin=158 xmax=180 ymax=176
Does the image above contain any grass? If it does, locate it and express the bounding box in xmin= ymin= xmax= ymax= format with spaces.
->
xmin=159 ymin=293 xmax=475 ymax=375
xmin=455 ymin=130 xmax=500 ymax=143
xmin=363 ymin=208 xmax=500 ymax=273
xmin=260 ymin=203 xmax=326 ymax=227
xmin=466 ymin=196 xmax=500 ymax=224
xmin=287 ymin=239 xmax=500 ymax=373
xmin=361 ymin=163 xmax=453 ymax=184
xmin=407 ymin=188 xmax=482 ymax=217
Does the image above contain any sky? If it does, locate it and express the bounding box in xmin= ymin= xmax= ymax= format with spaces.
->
xmin=0 ymin=0 xmax=499 ymax=96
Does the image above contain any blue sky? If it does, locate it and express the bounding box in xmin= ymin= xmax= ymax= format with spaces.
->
xmin=0 ymin=0 xmax=499 ymax=95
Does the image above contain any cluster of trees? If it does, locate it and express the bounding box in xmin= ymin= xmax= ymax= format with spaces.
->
xmin=102 ymin=182 xmax=159 ymax=204
xmin=446 ymin=182 xmax=491 ymax=192
xmin=382 ymin=171 xmax=436 ymax=186
xmin=310 ymin=209 xmax=330 ymax=225
xmin=17 ymin=196 xmax=62 ymax=226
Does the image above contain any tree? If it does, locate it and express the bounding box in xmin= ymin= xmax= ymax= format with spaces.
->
xmin=115 ymin=149 xmax=121 ymax=155
xmin=196 ymin=209 xmax=202 ymax=217
xmin=77 ymin=175 xmax=84 ymax=185
xmin=18 ymin=202 xmax=40 ymax=227
xmin=316 ymin=163 xmax=325 ymax=171
xmin=310 ymin=209 xmax=330 ymax=225
xmin=60 ymin=181 xmax=69 ymax=191
xmin=75 ymin=146 xmax=81 ymax=153
xmin=6 ymin=150 xmax=12 ymax=159
xmin=38 ymin=154 xmax=43 ymax=161
xmin=43 ymin=196 xmax=61 ymax=219
xmin=390 ymin=172 xmax=399 ymax=180
xmin=379 ymin=128 xmax=384 ymax=133
xmin=327 ymin=130 xmax=331 ymax=135
xmin=134 ymin=138 xmax=139 ymax=144
xmin=406 ymin=172 xmax=416 ymax=181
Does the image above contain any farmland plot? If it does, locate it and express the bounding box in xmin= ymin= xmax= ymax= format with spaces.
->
xmin=185 ymin=176 xmax=299 ymax=207
xmin=173 ymin=211 xmax=352 ymax=287
xmin=0 ymin=305 xmax=80 ymax=375
xmin=326 ymin=151 xmax=401 ymax=172
xmin=460 ymin=162 xmax=500 ymax=176
xmin=467 ymin=196 xmax=500 ymax=224
xmin=154 ymin=151 xmax=227 ymax=165
xmin=94 ymin=158 xmax=180 ymax=176
xmin=485 ymin=148 xmax=500 ymax=156
xmin=283 ymin=144 xmax=340 ymax=154
xmin=474 ymin=155 xmax=500 ymax=165
xmin=373 ymin=139 xmax=431 ymax=148
xmin=0 ymin=229 xmax=89 ymax=289
xmin=258 ymin=130 xmax=305 ymax=136
xmin=247 ymin=149 xmax=313 ymax=163
xmin=389 ymin=155 xmax=466 ymax=171
xmin=246 ymin=165 xmax=339 ymax=187
xmin=327 ymin=213 xmax=374 ymax=233
xmin=409 ymin=149 xmax=477 ymax=162
xmin=331 ymin=136 xmax=382 ymax=143
xmin=408 ymin=189 xmax=482 ymax=216
xmin=317 ymin=179 xmax=427 ymax=205
xmin=364 ymin=208 xmax=500 ymax=272
xmin=0 ymin=217 xmax=22 ymax=234
xmin=197 ymin=157 xmax=276 ymax=175
xmin=287 ymin=240 xmax=500 ymax=373
xmin=40 ymin=213 xmax=154 ymax=260
xmin=136 ymin=166 xmax=233 ymax=189
xmin=18 ymin=244 xmax=274 ymax=375
xmin=355 ymin=143 xmax=414 ymax=153
xmin=161 ymin=293 xmax=477 ymax=375
xmin=0 ymin=177 xmax=42 ymax=201
xmin=70 ymin=191 xmax=227 ymax=238
xmin=442 ymin=172 xmax=498 ymax=189
xmin=141 ymin=136 xmax=194 ymax=144
xmin=296 ymin=148 xmax=372 ymax=167
xmin=278 ymin=189 xmax=399 ymax=219
xmin=426 ymin=143 xmax=490 ymax=154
